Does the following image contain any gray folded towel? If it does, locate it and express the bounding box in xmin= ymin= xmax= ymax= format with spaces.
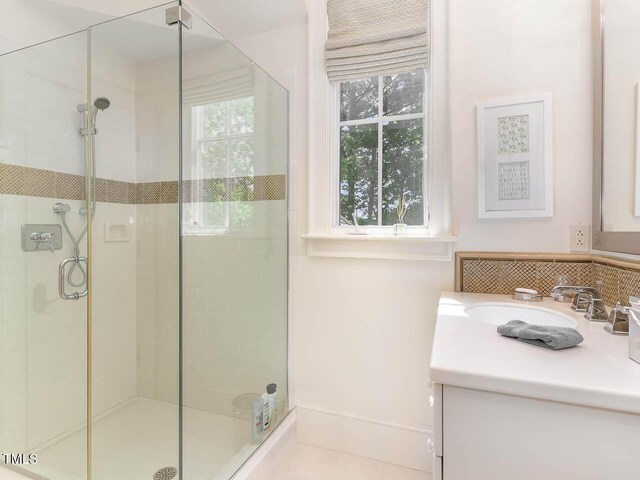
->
xmin=497 ymin=320 xmax=584 ymax=350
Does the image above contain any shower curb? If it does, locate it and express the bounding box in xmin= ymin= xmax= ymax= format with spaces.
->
xmin=229 ymin=409 xmax=297 ymax=480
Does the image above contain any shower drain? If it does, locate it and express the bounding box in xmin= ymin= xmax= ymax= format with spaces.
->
xmin=153 ymin=466 xmax=178 ymax=480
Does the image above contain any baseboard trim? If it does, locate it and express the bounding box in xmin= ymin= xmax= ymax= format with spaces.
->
xmin=296 ymin=403 xmax=433 ymax=473
xmin=230 ymin=409 xmax=297 ymax=480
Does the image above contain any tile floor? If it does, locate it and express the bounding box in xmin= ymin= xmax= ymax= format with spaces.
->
xmin=266 ymin=443 xmax=432 ymax=480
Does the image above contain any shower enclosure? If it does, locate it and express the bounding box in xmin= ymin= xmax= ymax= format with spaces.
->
xmin=0 ymin=3 xmax=289 ymax=479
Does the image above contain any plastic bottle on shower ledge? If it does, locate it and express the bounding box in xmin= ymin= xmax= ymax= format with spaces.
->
xmin=251 ymin=397 xmax=264 ymax=444
xmin=267 ymin=383 xmax=278 ymax=426
xmin=262 ymin=392 xmax=271 ymax=430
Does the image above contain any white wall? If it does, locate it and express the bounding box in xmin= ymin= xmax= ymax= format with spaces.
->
xmin=452 ymin=0 xmax=593 ymax=252
xmin=0 ymin=0 xmax=70 ymax=54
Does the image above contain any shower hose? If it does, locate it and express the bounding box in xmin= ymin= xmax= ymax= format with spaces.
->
xmin=60 ymin=136 xmax=97 ymax=290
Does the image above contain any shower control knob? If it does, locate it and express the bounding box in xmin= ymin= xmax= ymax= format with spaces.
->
xmin=30 ymin=231 xmax=55 ymax=252
xmin=31 ymin=232 xmax=53 ymax=241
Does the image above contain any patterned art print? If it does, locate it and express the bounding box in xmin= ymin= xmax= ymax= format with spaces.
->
xmin=497 ymin=114 xmax=529 ymax=154
xmin=498 ymin=161 xmax=530 ymax=201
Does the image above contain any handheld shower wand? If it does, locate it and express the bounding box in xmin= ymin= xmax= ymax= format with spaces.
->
xmin=77 ymin=97 xmax=110 ymax=217
xmin=58 ymin=97 xmax=110 ymax=300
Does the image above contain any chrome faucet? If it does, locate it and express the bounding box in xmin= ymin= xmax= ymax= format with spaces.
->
xmin=550 ymin=283 xmax=609 ymax=321
xmin=550 ymin=285 xmax=599 ymax=310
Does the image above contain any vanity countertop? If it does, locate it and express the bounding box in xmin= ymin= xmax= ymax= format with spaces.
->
xmin=430 ymin=292 xmax=640 ymax=415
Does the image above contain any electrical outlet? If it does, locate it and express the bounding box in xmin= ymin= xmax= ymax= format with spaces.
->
xmin=569 ymin=225 xmax=590 ymax=252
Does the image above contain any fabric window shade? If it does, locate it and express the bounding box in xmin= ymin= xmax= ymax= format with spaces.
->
xmin=183 ymin=67 xmax=252 ymax=106
xmin=325 ymin=0 xmax=429 ymax=81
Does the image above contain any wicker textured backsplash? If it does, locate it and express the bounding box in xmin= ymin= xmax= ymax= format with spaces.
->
xmin=456 ymin=252 xmax=640 ymax=306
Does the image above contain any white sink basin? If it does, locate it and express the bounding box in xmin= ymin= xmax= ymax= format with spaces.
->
xmin=464 ymin=302 xmax=578 ymax=328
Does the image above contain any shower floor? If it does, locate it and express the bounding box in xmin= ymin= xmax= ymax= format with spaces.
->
xmin=23 ymin=397 xmax=257 ymax=480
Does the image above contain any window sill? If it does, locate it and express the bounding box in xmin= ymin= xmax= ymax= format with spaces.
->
xmin=301 ymin=234 xmax=457 ymax=261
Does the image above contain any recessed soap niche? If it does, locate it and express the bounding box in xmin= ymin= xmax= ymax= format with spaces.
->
xmin=104 ymin=222 xmax=130 ymax=242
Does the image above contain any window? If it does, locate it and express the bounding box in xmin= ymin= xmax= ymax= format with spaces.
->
xmin=305 ymin=0 xmax=452 ymax=260
xmin=334 ymin=69 xmax=427 ymax=232
xmin=188 ymin=96 xmax=255 ymax=232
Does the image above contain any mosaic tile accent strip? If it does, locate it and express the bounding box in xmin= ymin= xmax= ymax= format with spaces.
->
xmin=0 ymin=164 xmax=24 ymax=195
xmin=23 ymin=166 xmax=55 ymax=198
xmin=106 ymin=180 xmax=131 ymax=204
xmin=95 ymin=177 xmax=108 ymax=203
xmin=54 ymin=172 xmax=85 ymax=200
xmin=457 ymin=253 xmax=640 ymax=307
xmin=254 ymin=175 xmax=287 ymax=201
xmin=0 ymin=164 xmax=285 ymax=204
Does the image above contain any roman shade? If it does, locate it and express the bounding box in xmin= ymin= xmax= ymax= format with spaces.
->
xmin=183 ymin=67 xmax=253 ymax=106
xmin=325 ymin=0 xmax=429 ymax=81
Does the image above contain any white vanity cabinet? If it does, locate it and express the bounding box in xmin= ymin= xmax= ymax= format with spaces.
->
xmin=430 ymin=293 xmax=640 ymax=480
xmin=432 ymin=383 xmax=640 ymax=480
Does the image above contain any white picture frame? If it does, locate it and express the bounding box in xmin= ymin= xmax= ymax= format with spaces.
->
xmin=477 ymin=94 xmax=553 ymax=218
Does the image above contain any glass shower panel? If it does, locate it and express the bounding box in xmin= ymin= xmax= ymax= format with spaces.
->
xmin=88 ymin=4 xmax=180 ymax=479
xmin=0 ymin=32 xmax=89 ymax=480
xmin=181 ymin=9 xmax=289 ymax=480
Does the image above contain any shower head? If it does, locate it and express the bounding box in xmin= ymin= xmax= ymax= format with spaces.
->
xmin=77 ymin=97 xmax=109 ymax=114
xmin=94 ymin=97 xmax=111 ymax=110
xmin=53 ymin=202 xmax=71 ymax=214
xmin=91 ymin=96 xmax=111 ymax=128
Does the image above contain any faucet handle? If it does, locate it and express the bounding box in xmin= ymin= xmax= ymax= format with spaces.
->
xmin=571 ymin=291 xmax=593 ymax=312
xmin=585 ymin=297 xmax=608 ymax=322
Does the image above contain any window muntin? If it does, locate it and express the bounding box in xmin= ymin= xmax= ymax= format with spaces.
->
xmin=336 ymin=69 xmax=427 ymax=230
xmin=188 ymin=96 xmax=255 ymax=232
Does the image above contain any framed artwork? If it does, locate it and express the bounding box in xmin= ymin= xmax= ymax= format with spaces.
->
xmin=477 ymin=94 xmax=553 ymax=218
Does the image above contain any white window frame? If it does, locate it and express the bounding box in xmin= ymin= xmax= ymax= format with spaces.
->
xmin=185 ymin=97 xmax=254 ymax=235
xmin=304 ymin=0 xmax=455 ymax=260
xmin=329 ymin=71 xmax=430 ymax=235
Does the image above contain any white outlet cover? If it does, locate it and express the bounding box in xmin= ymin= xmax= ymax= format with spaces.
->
xmin=569 ymin=225 xmax=590 ymax=252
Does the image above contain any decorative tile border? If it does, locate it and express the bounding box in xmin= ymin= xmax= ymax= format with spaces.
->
xmin=0 ymin=164 xmax=286 ymax=204
xmin=456 ymin=252 xmax=640 ymax=306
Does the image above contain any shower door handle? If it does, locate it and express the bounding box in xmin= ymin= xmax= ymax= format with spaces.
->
xmin=59 ymin=256 xmax=88 ymax=300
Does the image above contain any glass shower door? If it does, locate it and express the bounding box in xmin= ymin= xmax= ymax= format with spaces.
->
xmin=181 ymin=7 xmax=289 ymax=480
xmin=88 ymin=5 xmax=181 ymax=480
xmin=0 ymin=32 xmax=89 ymax=480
